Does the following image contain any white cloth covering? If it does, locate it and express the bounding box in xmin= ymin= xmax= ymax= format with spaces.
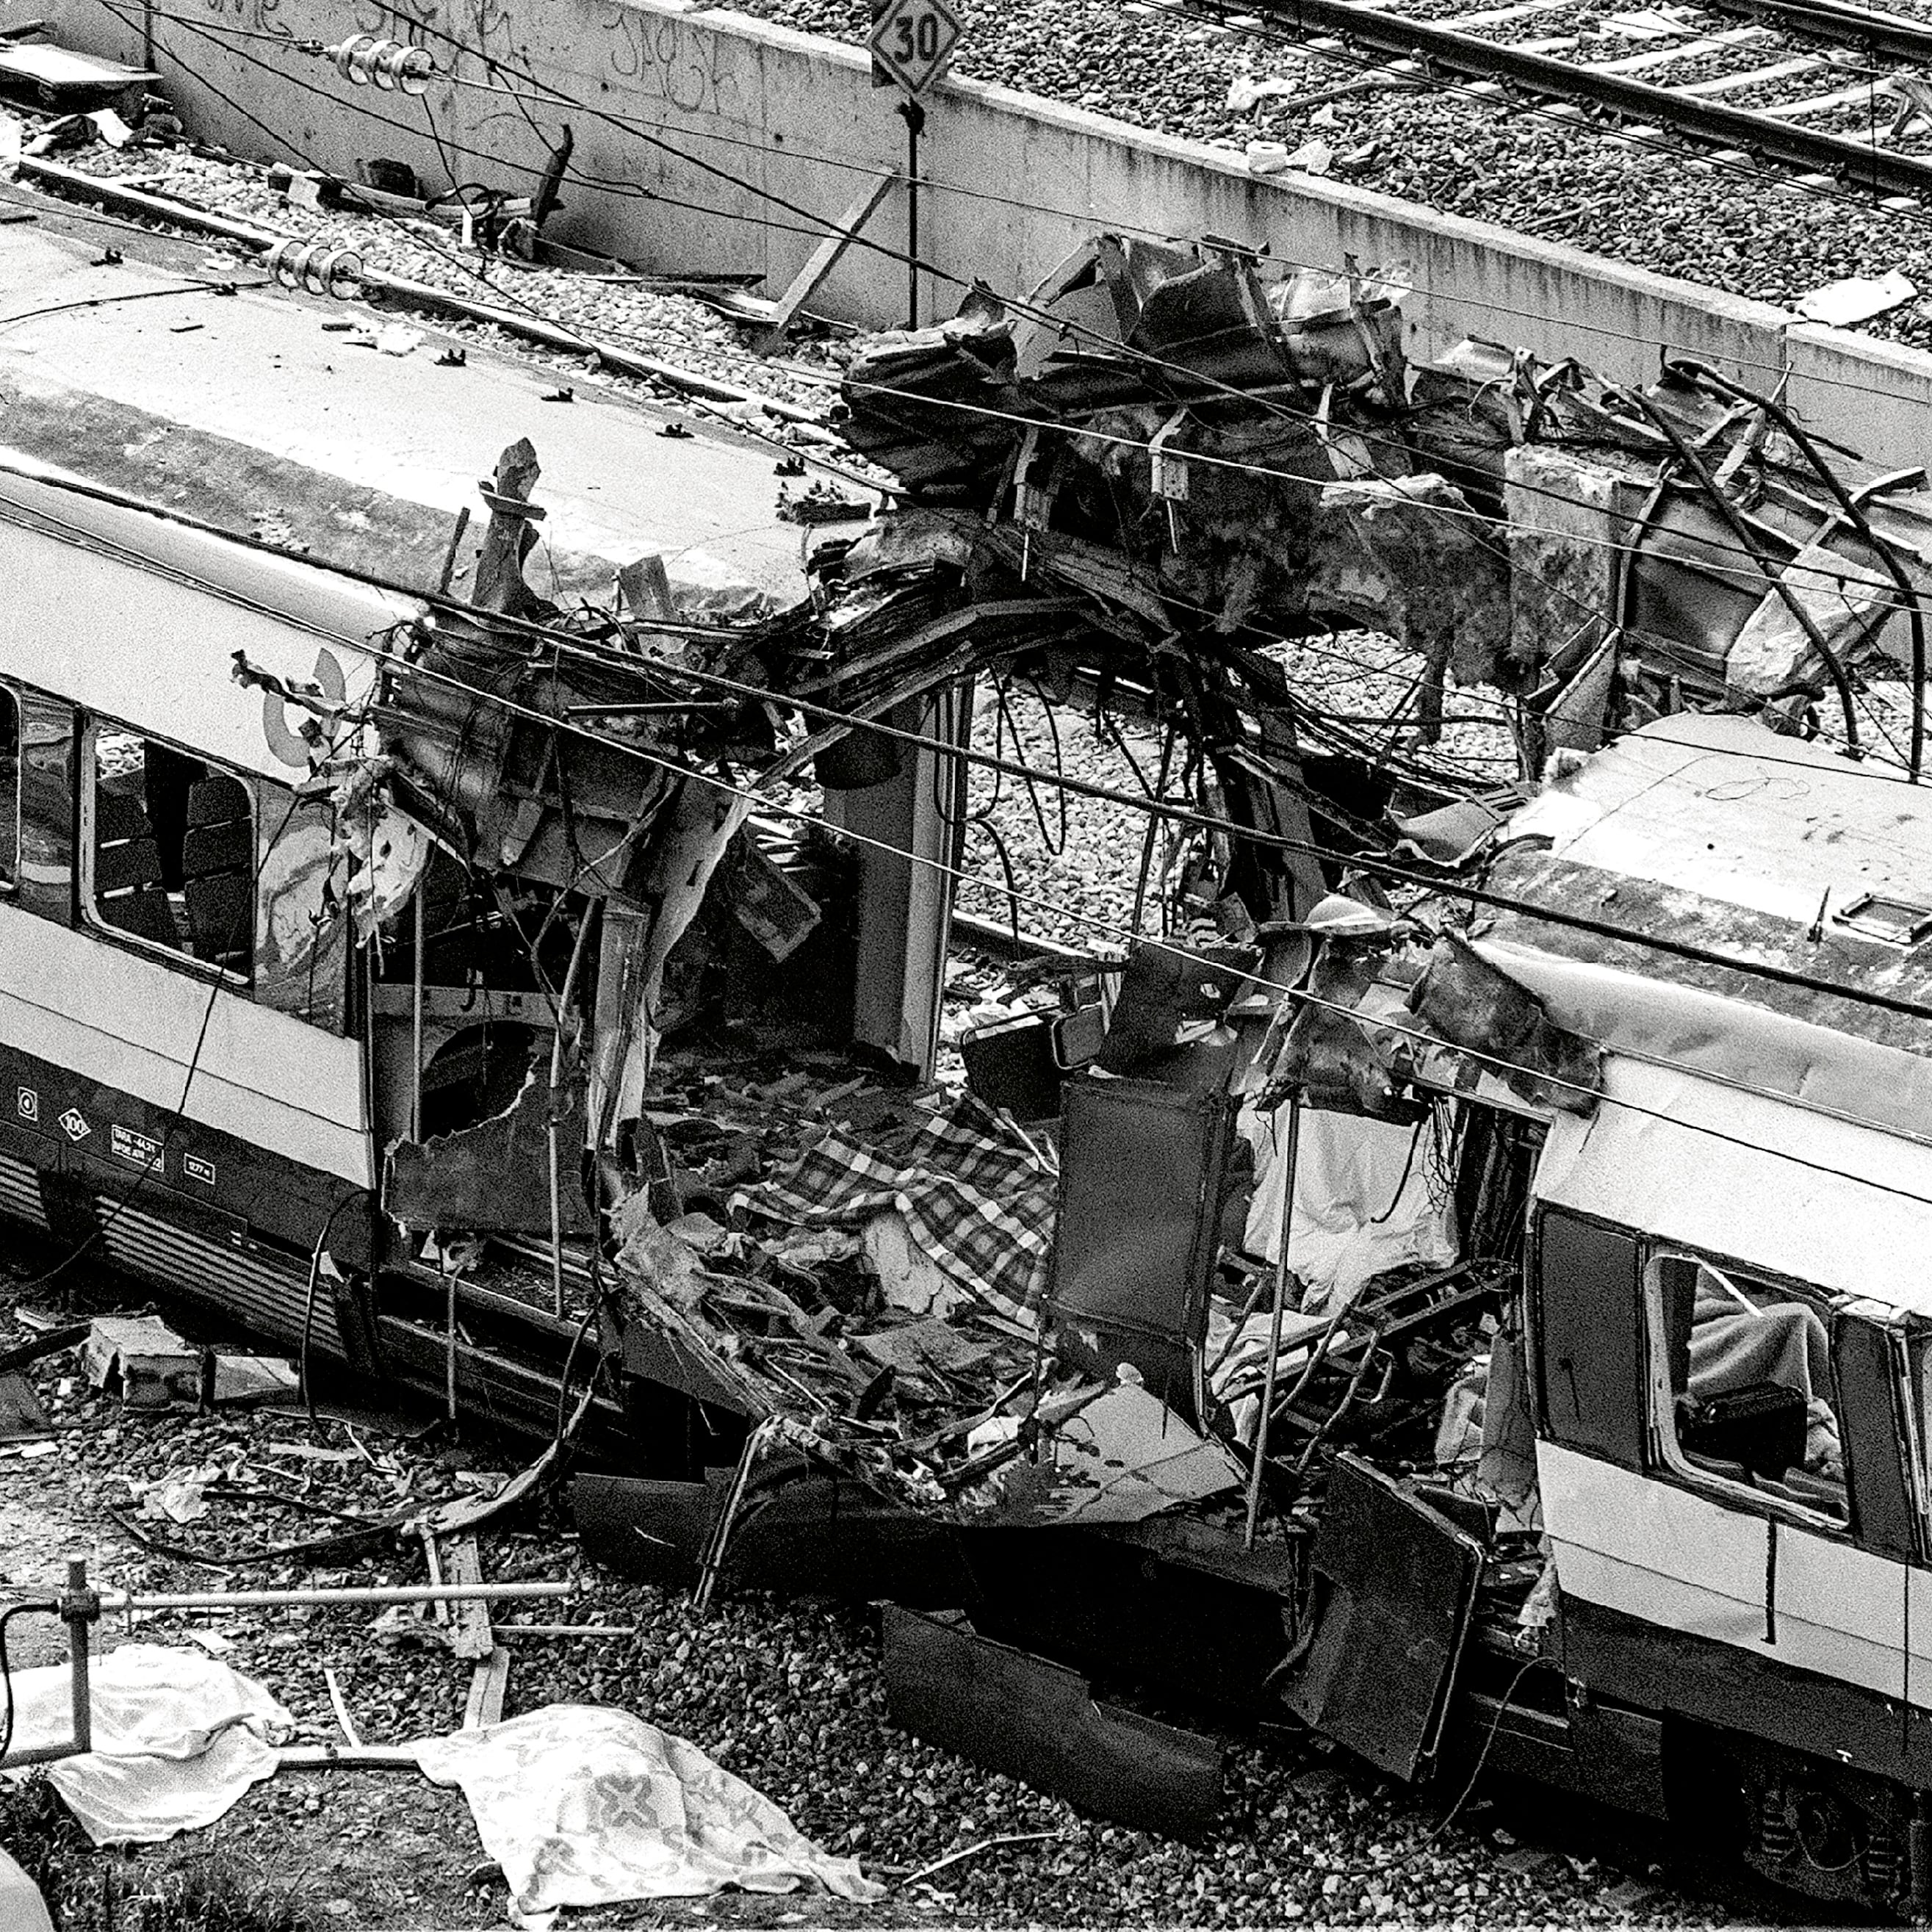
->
xmin=6 ymin=1643 xmax=290 ymax=1845
xmin=0 ymin=1845 xmax=52 ymax=1932
xmin=1241 ymin=1100 xmax=1458 ymax=1303
xmin=414 ymin=1704 xmax=884 ymax=1926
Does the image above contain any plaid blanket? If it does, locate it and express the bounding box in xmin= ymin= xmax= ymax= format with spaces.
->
xmin=741 ymin=1095 xmax=1056 ymax=1324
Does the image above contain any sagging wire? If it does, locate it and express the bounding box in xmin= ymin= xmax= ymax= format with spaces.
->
xmin=49 ymin=20 xmax=1932 ymax=768
xmin=12 ymin=162 xmax=1918 ymax=780
xmin=1395 ymin=1654 xmax=1562 ymax=1862
xmin=1131 ymin=720 xmax=1180 ymax=937
xmin=995 ymin=678 xmax=1067 ymax=859
xmin=84 ymin=0 xmax=1932 ymax=654
xmin=298 ymin=1192 xmax=364 ymax=1428
xmin=0 ymin=1597 xmax=51 ymax=1769
xmin=1022 ymin=674 xmax=1072 ymax=858
xmin=16 ymin=463 xmax=1932 ymax=1043
xmin=112 ymin=0 xmax=1932 ymax=423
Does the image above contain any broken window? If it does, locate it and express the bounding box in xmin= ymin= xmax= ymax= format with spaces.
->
xmin=0 ymin=685 xmax=18 ymax=889
xmin=253 ymin=780 xmax=348 ymax=1033
xmin=1647 ymin=1252 xmax=1848 ymax=1524
xmin=83 ymin=723 xmax=254 ymax=981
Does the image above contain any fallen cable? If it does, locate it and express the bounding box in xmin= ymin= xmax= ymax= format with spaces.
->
xmin=898 ymin=1829 xmax=1073 ymax=1886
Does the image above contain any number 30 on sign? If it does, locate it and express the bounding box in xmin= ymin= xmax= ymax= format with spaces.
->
xmin=869 ymin=0 xmax=961 ymax=94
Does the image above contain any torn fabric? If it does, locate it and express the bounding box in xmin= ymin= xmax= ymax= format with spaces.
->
xmin=413 ymin=1704 xmax=884 ymax=1924
xmin=740 ymin=1094 xmax=1056 ymax=1324
xmin=4 ymin=1643 xmax=291 ymax=1845
xmin=1240 ymin=1102 xmax=1458 ymax=1304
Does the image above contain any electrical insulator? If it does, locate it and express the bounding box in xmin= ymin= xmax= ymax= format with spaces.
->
xmin=262 ymin=239 xmax=364 ymax=301
xmin=325 ymin=35 xmax=437 ymax=95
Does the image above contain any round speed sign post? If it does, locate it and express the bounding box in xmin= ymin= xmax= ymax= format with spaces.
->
xmin=869 ymin=0 xmax=961 ymax=327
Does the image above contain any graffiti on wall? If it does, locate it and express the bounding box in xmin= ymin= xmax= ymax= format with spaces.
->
xmin=602 ymin=6 xmax=753 ymax=126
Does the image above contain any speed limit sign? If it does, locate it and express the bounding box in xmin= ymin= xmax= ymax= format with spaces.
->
xmin=869 ymin=0 xmax=961 ymax=93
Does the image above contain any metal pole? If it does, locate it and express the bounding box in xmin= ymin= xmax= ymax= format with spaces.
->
xmin=1243 ymin=1094 xmax=1302 ymax=1550
xmin=898 ymin=96 xmax=925 ymax=330
xmin=444 ymin=1264 xmax=458 ymax=1427
xmin=409 ymin=887 xmax=425 ymax=1142
xmin=105 ymin=1581 xmax=572 ymax=1612
xmin=64 ymin=1554 xmax=92 ymax=1755
xmin=547 ymin=909 xmax=595 ymax=1321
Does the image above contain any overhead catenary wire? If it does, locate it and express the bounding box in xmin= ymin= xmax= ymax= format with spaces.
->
xmin=0 ymin=416 xmax=1913 ymax=934
xmin=14 ymin=481 xmax=1932 ymax=1208
xmin=42 ymin=7 xmax=1932 ymax=658
xmin=7 ymin=450 xmax=1931 ymax=1039
xmin=109 ymin=0 xmax=1932 ymax=417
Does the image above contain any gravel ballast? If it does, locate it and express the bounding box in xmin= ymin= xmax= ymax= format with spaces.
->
xmin=728 ymin=0 xmax=1932 ymax=355
xmin=0 ymin=1239 xmax=1759 ymax=1931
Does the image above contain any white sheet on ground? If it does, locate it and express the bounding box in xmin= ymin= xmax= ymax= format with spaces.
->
xmin=0 ymin=1845 xmax=51 ymax=1932
xmin=414 ymin=1704 xmax=885 ymax=1925
xmin=1241 ymin=1101 xmax=1458 ymax=1303
xmin=5 ymin=1643 xmax=290 ymax=1845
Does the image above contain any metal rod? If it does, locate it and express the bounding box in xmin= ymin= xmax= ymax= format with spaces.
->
xmin=547 ymin=909 xmax=595 ymax=1321
xmin=444 ymin=1264 xmax=458 ymax=1427
xmin=1244 ymin=1094 xmax=1300 ymax=1550
xmin=898 ymin=97 xmax=925 ymax=330
xmin=436 ymin=505 xmax=471 ymax=598
xmin=1611 ymin=379 xmax=1862 ymax=752
xmin=104 ymin=1582 xmax=572 ymax=1612
xmin=497 ymin=1623 xmax=640 ymax=1639
xmin=65 ymin=1554 xmax=91 ymax=1756
xmin=1670 ymin=359 xmax=1928 ymax=781
xmin=409 ymin=886 xmax=425 ymax=1142
xmin=1 ymin=1741 xmax=86 ymax=1768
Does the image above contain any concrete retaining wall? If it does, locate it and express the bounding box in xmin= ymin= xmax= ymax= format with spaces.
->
xmin=32 ymin=0 xmax=1932 ymax=469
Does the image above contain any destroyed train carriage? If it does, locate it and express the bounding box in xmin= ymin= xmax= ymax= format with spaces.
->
xmin=5 ymin=221 xmax=1932 ymax=1908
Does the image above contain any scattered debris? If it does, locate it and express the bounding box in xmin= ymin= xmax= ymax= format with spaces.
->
xmin=1795 ymin=268 xmax=1917 ymax=326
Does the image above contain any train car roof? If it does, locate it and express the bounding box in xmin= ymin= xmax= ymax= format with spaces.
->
xmin=0 ymin=224 xmax=813 ymax=608
xmin=1482 ymin=713 xmax=1932 ymax=1064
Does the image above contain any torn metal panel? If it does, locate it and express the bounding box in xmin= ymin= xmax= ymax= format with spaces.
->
xmin=980 ymin=1383 xmax=1244 ymax=1526
xmin=571 ymin=1469 xmax=978 ymax=1603
xmin=385 ymin=1050 xmax=597 ymax=1236
xmin=1277 ymin=1455 xmax=1484 ymax=1781
xmin=1091 ymin=940 xmax=1258 ymax=1086
xmin=1048 ymin=1075 xmax=1238 ymax=1416
xmin=1408 ymin=931 xmax=1603 ymax=1114
xmin=882 ymin=1605 xmax=1223 ymax=1839
xmin=1306 ymin=475 xmax=1514 ymax=726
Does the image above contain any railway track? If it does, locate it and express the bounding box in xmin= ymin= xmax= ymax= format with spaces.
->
xmin=1143 ymin=0 xmax=1932 ymax=210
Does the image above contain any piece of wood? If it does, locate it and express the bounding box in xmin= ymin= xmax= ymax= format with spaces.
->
xmin=463 ymin=1646 xmax=510 ymax=1730
xmin=0 ymin=1371 xmax=50 ymax=1443
xmin=0 ymin=1322 xmax=88 ymax=1377
xmin=443 ymin=1535 xmax=496 ymax=1661
xmin=419 ymin=1529 xmax=450 ymax=1627
xmin=278 ymin=1744 xmax=417 ymax=1769
xmin=322 ymin=1666 xmax=362 ymax=1749
xmin=751 ymin=170 xmax=902 ymax=350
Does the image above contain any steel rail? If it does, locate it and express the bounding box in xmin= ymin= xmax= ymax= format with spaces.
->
xmin=1696 ymin=0 xmax=1932 ymax=67
xmin=1232 ymin=0 xmax=1932 ymax=201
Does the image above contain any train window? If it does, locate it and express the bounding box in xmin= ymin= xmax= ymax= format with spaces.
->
xmin=0 ymin=687 xmax=17 ymax=887
xmin=1646 ymin=1252 xmax=1847 ymax=1524
xmin=84 ymin=725 xmax=254 ymax=981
